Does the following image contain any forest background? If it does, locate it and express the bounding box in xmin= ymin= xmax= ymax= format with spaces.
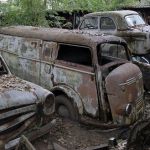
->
xmin=0 ymin=0 xmax=145 ymax=27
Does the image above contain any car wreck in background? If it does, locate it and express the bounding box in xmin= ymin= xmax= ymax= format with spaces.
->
xmin=78 ymin=10 xmax=150 ymax=54
xmin=0 ymin=55 xmax=55 ymax=149
xmin=0 ymin=26 xmax=144 ymax=128
xmin=78 ymin=10 xmax=150 ymax=91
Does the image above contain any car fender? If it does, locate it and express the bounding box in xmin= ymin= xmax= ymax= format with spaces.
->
xmin=51 ymin=85 xmax=84 ymax=115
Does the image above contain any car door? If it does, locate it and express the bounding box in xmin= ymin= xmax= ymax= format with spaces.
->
xmin=53 ymin=43 xmax=99 ymax=117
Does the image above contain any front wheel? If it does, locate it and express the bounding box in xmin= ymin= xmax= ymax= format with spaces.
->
xmin=55 ymin=95 xmax=78 ymax=121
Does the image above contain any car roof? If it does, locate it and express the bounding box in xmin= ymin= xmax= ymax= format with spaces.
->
xmin=84 ymin=10 xmax=138 ymax=18
xmin=0 ymin=26 xmax=127 ymax=48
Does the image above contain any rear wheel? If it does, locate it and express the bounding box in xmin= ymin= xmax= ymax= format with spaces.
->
xmin=55 ymin=95 xmax=78 ymax=121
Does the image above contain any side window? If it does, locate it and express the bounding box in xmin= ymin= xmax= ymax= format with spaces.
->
xmin=100 ymin=17 xmax=116 ymax=30
xmin=80 ymin=17 xmax=98 ymax=29
xmin=57 ymin=44 xmax=92 ymax=67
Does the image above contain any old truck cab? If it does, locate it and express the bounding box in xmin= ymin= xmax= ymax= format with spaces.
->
xmin=0 ymin=26 xmax=144 ymax=128
xmin=78 ymin=10 xmax=150 ymax=91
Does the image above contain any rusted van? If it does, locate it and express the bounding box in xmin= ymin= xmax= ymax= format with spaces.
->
xmin=0 ymin=26 xmax=144 ymax=128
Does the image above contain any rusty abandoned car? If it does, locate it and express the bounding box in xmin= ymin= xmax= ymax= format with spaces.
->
xmin=78 ymin=10 xmax=150 ymax=55
xmin=0 ymin=55 xmax=55 ymax=148
xmin=0 ymin=26 xmax=144 ymax=128
xmin=78 ymin=10 xmax=150 ymax=91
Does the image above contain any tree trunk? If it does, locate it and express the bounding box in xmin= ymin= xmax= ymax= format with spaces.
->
xmin=44 ymin=0 xmax=47 ymax=8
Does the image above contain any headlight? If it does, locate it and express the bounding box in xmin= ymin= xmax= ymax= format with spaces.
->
xmin=43 ymin=94 xmax=55 ymax=116
xmin=125 ymin=103 xmax=132 ymax=116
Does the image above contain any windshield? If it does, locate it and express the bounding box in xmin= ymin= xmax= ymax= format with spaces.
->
xmin=97 ymin=43 xmax=128 ymax=65
xmin=125 ymin=14 xmax=146 ymax=27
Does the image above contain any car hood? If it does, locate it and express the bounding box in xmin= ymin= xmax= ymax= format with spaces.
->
xmin=0 ymin=74 xmax=51 ymax=110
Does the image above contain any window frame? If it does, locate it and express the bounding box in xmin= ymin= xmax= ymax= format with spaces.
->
xmin=100 ymin=16 xmax=116 ymax=30
xmin=97 ymin=42 xmax=130 ymax=66
xmin=56 ymin=43 xmax=94 ymax=68
xmin=79 ymin=17 xmax=99 ymax=30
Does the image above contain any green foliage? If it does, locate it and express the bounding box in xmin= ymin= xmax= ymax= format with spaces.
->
xmin=45 ymin=10 xmax=65 ymax=27
xmin=0 ymin=0 xmax=140 ymax=27
xmin=0 ymin=0 xmax=48 ymax=26
xmin=46 ymin=0 xmax=139 ymax=11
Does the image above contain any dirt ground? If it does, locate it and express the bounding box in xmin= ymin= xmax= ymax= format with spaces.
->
xmin=29 ymin=94 xmax=150 ymax=150
xmin=33 ymin=116 xmax=127 ymax=150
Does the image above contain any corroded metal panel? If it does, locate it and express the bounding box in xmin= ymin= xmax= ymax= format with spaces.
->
xmin=105 ymin=63 xmax=144 ymax=125
xmin=40 ymin=62 xmax=53 ymax=90
xmin=39 ymin=41 xmax=58 ymax=89
xmin=18 ymin=58 xmax=41 ymax=85
xmin=0 ymin=34 xmax=41 ymax=59
xmin=0 ymin=34 xmax=21 ymax=54
xmin=40 ymin=59 xmax=99 ymax=116
xmin=53 ymin=62 xmax=99 ymax=117
xmin=0 ymin=34 xmax=42 ymax=85
xmin=0 ymin=26 xmax=127 ymax=50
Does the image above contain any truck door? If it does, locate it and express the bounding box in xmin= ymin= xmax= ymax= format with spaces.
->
xmin=43 ymin=43 xmax=99 ymax=118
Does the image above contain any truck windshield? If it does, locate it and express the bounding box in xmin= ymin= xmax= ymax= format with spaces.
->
xmin=97 ymin=43 xmax=128 ymax=65
xmin=125 ymin=14 xmax=146 ymax=27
